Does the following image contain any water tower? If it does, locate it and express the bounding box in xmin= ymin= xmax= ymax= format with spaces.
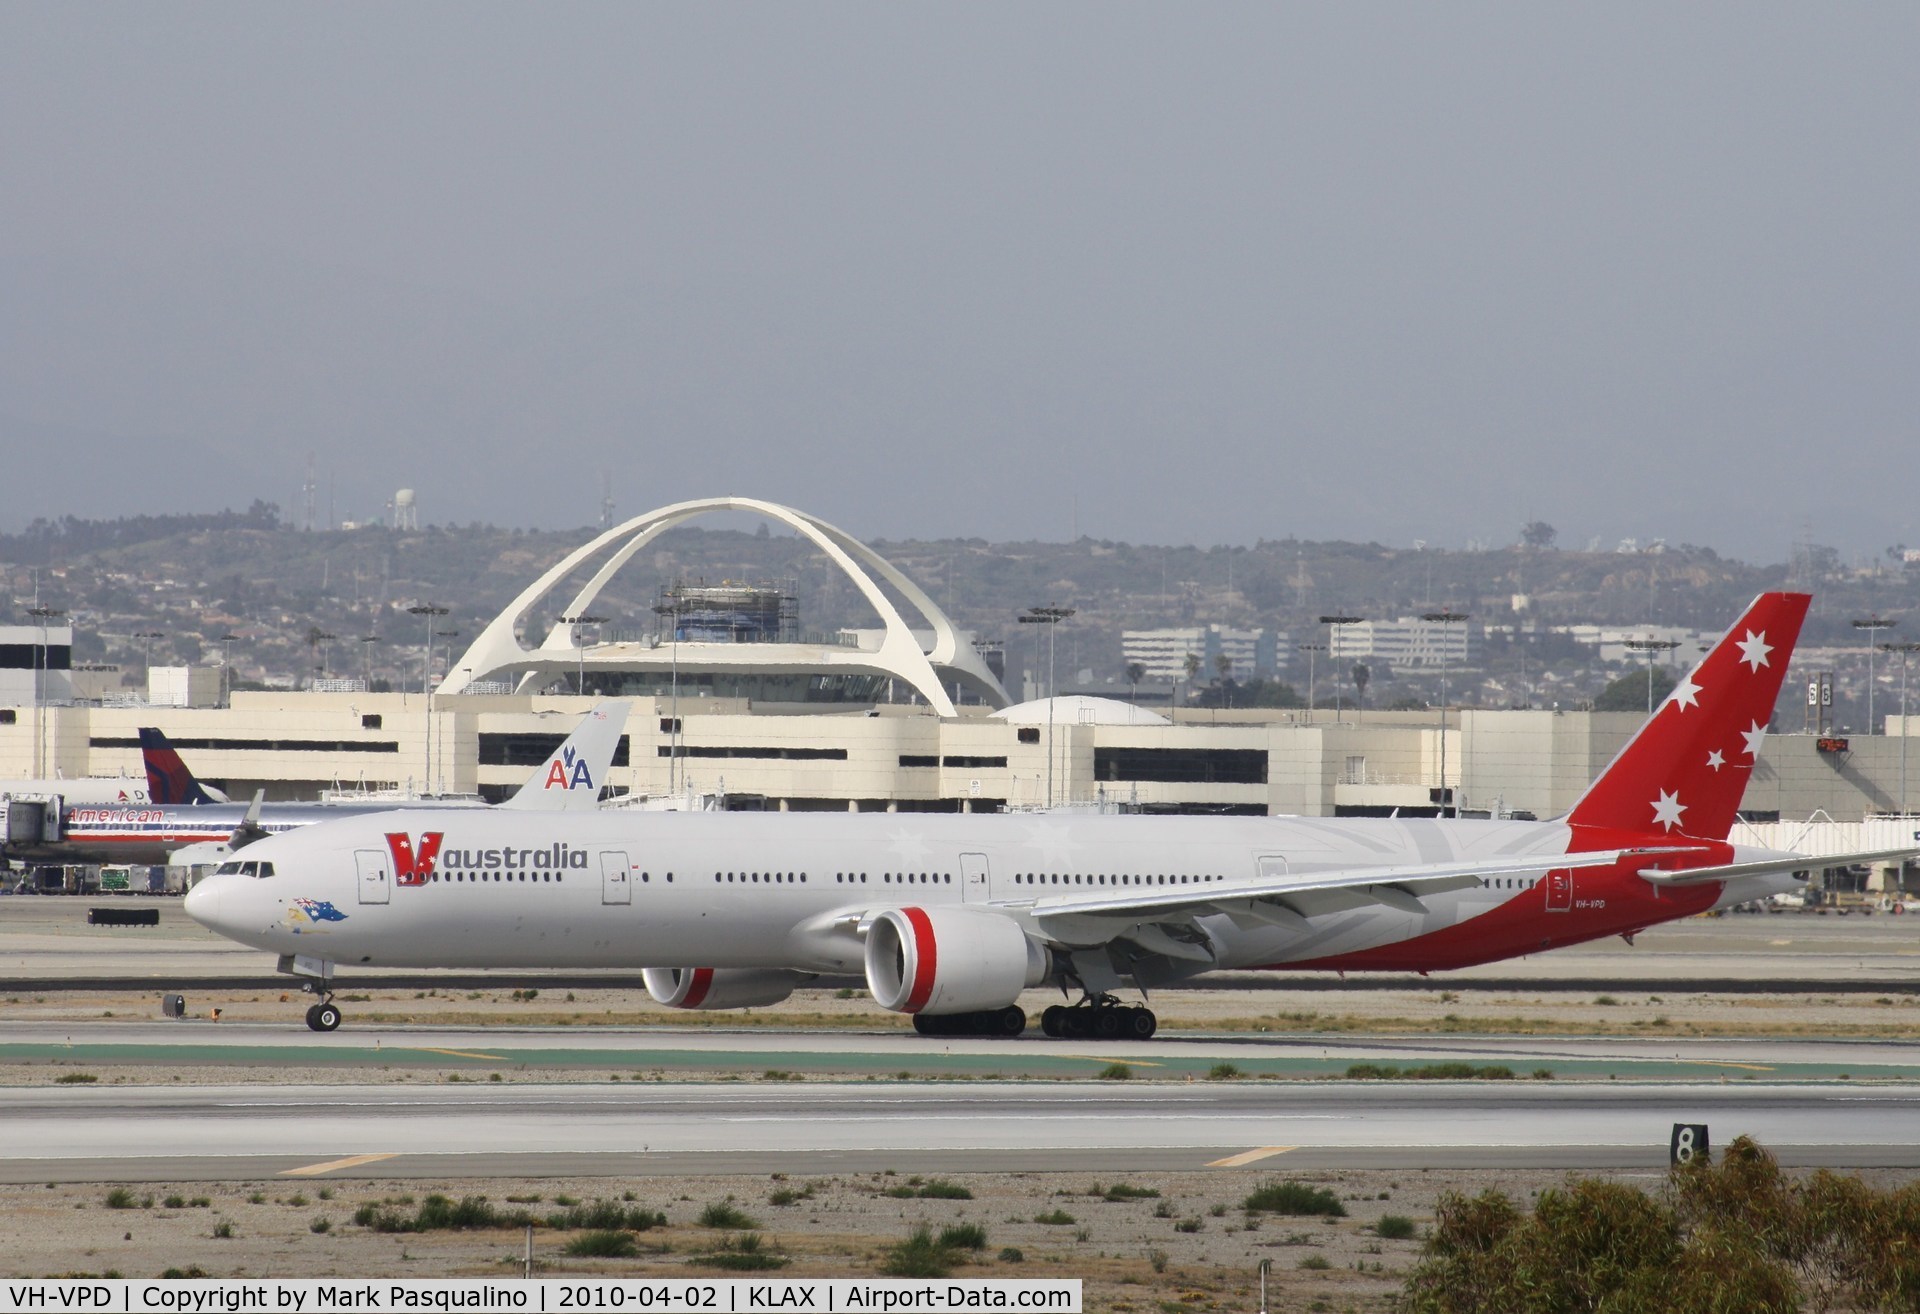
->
xmin=393 ymin=488 xmax=418 ymax=531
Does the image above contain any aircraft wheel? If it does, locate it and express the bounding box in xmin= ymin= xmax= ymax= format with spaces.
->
xmin=913 ymin=1012 xmax=939 ymax=1036
xmin=1041 ymin=1006 xmax=1065 ymax=1038
xmin=1126 ymin=1007 xmax=1157 ymax=1040
xmin=311 ymin=1003 xmax=342 ymax=1033
xmin=995 ymin=1005 xmax=1027 ymax=1037
xmin=1094 ymin=1008 xmax=1123 ymax=1040
xmin=304 ymin=1005 xmax=321 ymax=1030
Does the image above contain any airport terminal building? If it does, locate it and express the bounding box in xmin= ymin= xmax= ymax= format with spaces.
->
xmin=2 ymin=498 xmax=1915 ymax=879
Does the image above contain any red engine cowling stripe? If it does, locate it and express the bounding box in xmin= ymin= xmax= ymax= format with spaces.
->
xmin=902 ymin=907 xmax=938 ymax=1013
xmin=680 ymin=968 xmax=714 ymax=1009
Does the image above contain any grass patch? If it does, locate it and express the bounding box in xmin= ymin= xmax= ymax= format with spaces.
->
xmin=1034 ymin=1210 xmax=1076 ymax=1226
xmin=354 ymin=1194 xmax=538 ymax=1234
xmin=104 ymin=1189 xmax=143 ymax=1210
xmin=698 ymin=1202 xmax=757 ymax=1230
xmin=309 ymin=1218 xmax=331 ymax=1234
xmin=1097 ymin=1063 xmax=1134 ymax=1081
xmin=565 ymin=1230 xmax=638 ymax=1258
xmin=768 ymin=1186 xmax=814 ymax=1206
xmin=1207 ymin=1062 xmax=1242 ymax=1080
xmin=1376 ymin=1214 xmax=1417 ymax=1240
xmin=55 ymin=1073 xmax=99 ymax=1085
xmin=698 ymin=1234 xmax=787 ymax=1271
xmin=1100 ymin=1183 xmax=1162 ymax=1202
xmin=1244 ymin=1182 xmax=1346 ymax=1218
xmin=881 ymin=1226 xmax=962 ymax=1279
xmin=939 ymin=1223 xmax=989 ymax=1251
xmin=1299 ymin=1254 xmax=1331 ymax=1270
xmin=1344 ymin=1062 xmax=1515 ymax=1081
xmin=885 ymin=1180 xmax=972 ymax=1200
xmin=549 ymin=1201 xmax=667 ymax=1232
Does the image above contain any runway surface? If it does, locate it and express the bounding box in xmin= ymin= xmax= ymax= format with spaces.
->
xmin=6 ymin=1019 xmax=1917 ymax=1082
xmin=5 ymin=1079 xmax=1918 ymax=1184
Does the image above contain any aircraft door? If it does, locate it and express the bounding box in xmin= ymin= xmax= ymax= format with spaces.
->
xmin=601 ymin=851 xmax=631 ymax=906
xmin=1544 ymin=869 xmax=1572 ymax=912
xmin=355 ymin=850 xmax=391 ymax=905
xmin=961 ymin=852 xmax=989 ymax=903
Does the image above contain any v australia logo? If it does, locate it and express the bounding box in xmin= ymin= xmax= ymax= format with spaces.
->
xmin=545 ymin=746 xmax=594 ymax=793
xmin=385 ymin=831 xmax=445 ymax=886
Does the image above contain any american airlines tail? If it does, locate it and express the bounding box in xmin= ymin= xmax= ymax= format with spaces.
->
xmin=499 ymin=700 xmax=630 ymax=811
xmin=1566 ymin=592 xmax=1809 ymax=846
xmin=138 ymin=727 xmax=227 ymax=805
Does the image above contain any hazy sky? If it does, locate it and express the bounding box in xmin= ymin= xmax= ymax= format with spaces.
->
xmin=3 ymin=4 xmax=1914 ymax=561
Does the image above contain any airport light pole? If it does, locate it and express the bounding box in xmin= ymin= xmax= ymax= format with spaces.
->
xmin=1422 ymin=610 xmax=1469 ymax=817
xmin=1320 ymin=615 xmax=1364 ymax=721
xmin=1296 ymin=643 xmax=1325 ymax=724
xmin=219 ymin=633 xmax=239 ymax=707
xmin=134 ymin=631 xmax=163 ymax=677
xmin=432 ymin=630 xmax=460 ymax=793
xmin=360 ymin=635 xmax=378 ymax=691
xmin=1624 ymin=637 xmax=1681 ymax=715
xmin=26 ymin=605 xmax=65 ymax=778
xmin=1854 ymin=616 xmax=1895 ymax=733
xmin=1883 ymin=641 xmax=1920 ymax=818
xmin=311 ymin=631 xmax=337 ymax=681
xmin=1018 ymin=606 xmax=1074 ymax=808
xmin=653 ymin=600 xmax=687 ymax=795
xmin=560 ymin=613 xmax=608 ymax=697
xmin=406 ymin=604 xmax=449 ymax=796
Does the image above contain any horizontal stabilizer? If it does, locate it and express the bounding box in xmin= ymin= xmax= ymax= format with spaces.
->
xmin=1635 ymin=846 xmax=1920 ymax=886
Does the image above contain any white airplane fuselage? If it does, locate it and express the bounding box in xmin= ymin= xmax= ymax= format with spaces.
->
xmin=183 ymin=808 xmax=1798 ymax=978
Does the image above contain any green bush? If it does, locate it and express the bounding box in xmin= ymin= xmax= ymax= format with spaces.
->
xmin=1345 ymin=1063 xmax=1514 ymax=1081
xmin=918 ymin=1180 xmax=972 ymax=1200
xmin=1376 ymin=1214 xmax=1417 ymax=1240
xmin=881 ymin=1226 xmax=960 ymax=1278
xmin=1244 ymin=1182 xmax=1346 ymax=1218
xmin=698 ymin=1202 xmax=757 ymax=1230
xmin=997 ymin=1247 xmax=1024 ymax=1264
xmin=1207 ymin=1062 xmax=1241 ymax=1080
xmin=565 ymin=1230 xmax=638 ymax=1258
xmin=1398 ymin=1139 xmax=1840 ymax=1314
xmin=700 ymin=1234 xmax=788 ymax=1271
xmin=939 ymin=1223 xmax=989 ymax=1251
xmin=1098 ymin=1063 xmax=1133 ymax=1081
xmin=1102 ymin=1184 xmax=1161 ymax=1201
xmin=1034 ymin=1209 xmax=1076 ymax=1226
xmin=104 ymin=1189 xmax=139 ymax=1210
xmin=548 ymin=1201 xmax=665 ymax=1232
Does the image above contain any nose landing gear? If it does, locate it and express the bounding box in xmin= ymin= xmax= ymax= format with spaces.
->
xmin=1040 ymin=994 xmax=1156 ymax=1040
xmin=304 ymin=995 xmax=342 ymax=1032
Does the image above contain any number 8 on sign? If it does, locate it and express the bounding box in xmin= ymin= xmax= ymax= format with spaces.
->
xmin=1670 ymin=1123 xmax=1710 ymax=1166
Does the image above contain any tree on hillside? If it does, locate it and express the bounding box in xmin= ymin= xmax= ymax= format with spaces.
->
xmin=1595 ymin=667 xmax=1677 ymax=712
xmin=1520 ymin=521 xmax=1558 ymax=550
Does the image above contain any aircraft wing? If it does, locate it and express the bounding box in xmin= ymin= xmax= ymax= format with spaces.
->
xmin=1633 ymin=846 xmax=1920 ymax=887
xmin=1014 ymin=847 xmax=1688 ymax=960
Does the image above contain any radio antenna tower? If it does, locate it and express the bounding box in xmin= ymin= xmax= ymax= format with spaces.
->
xmin=301 ymin=454 xmax=318 ymax=532
xmin=599 ymin=471 xmax=615 ymax=530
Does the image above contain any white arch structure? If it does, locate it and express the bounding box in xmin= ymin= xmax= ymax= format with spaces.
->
xmin=439 ymin=497 xmax=1009 ymax=715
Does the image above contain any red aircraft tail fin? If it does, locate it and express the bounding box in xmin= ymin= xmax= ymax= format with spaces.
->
xmin=1567 ymin=592 xmax=1809 ymax=843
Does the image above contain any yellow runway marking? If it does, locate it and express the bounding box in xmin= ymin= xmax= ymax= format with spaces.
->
xmin=1060 ymin=1055 xmax=1164 ymax=1067
xmin=1689 ymin=1061 xmax=1775 ymax=1071
xmin=411 ymin=1047 xmax=508 ymax=1061
xmin=281 ymin=1153 xmax=399 ymax=1177
xmin=1207 ymin=1146 xmax=1296 ymax=1168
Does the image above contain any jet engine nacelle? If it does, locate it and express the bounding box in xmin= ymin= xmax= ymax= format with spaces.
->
xmin=864 ymin=906 xmax=1049 ymax=1015
xmin=642 ymin=967 xmax=801 ymax=1010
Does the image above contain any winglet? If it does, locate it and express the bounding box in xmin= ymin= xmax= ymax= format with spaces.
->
xmin=501 ymin=700 xmax=631 ymax=811
xmin=1568 ymin=592 xmax=1809 ymax=843
xmin=138 ymin=727 xmax=227 ymax=804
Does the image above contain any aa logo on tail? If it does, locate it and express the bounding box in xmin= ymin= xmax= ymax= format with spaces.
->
xmin=545 ymin=747 xmax=594 ymax=793
xmin=385 ymin=831 xmax=445 ymax=886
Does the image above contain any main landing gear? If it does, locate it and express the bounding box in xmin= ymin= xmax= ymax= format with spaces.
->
xmin=912 ymin=1006 xmax=1028 ymax=1038
xmin=1041 ymin=996 xmax=1156 ymax=1040
xmin=304 ymin=994 xmax=342 ymax=1032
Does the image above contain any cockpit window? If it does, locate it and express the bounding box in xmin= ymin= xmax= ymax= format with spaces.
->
xmin=215 ymin=861 xmax=243 ymax=876
xmin=255 ymin=862 xmax=274 ymax=878
xmin=240 ymin=862 xmax=259 ymax=878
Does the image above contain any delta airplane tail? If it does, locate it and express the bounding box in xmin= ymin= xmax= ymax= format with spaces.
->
xmin=1566 ymin=591 xmax=1809 ymax=845
xmin=138 ymin=727 xmax=227 ymax=805
xmin=500 ymin=700 xmax=631 ymax=811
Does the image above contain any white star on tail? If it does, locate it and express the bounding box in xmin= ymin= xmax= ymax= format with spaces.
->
xmin=1735 ymin=629 xmax=1773 ymax=671
xmin=1741 ymin=721 xmax=1767 ymax=757
xmin=1651 ymin=789 xmax=1687 ymax=831
xmin=1706 ymin=749 xmax=1725 ymax=771
xmin=1668 ymin=674 xmax=1702 ymax=711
